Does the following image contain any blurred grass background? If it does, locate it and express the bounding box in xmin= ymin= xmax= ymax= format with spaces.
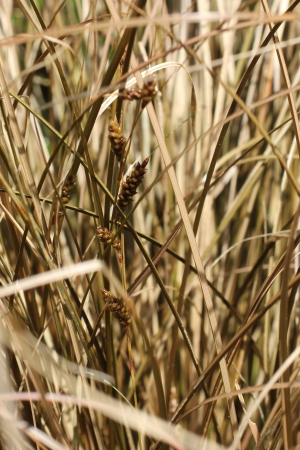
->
xmin=0 ymin=0 xmax=300 ymax=449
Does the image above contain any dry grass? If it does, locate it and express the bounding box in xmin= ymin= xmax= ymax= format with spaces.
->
xmin=0 ymin=0 xmax=300 ymax=449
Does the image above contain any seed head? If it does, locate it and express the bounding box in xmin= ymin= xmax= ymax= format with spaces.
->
xmin=122 ymin=80 xmax=157 ymax=108
xmin=108 ymin=116 xmax=127 ymax=162
xmin=101 ymin=289 xmax=131 ymax=328
xmin=117 ymin=157 xmax=149 ymax=211
xmin=96 ymin=227 xmax=122 ymax=262
xmin=56 ymin=173 xmax=76 ymax=220
xmin=61 ymin=173 xmax=76 ymax=205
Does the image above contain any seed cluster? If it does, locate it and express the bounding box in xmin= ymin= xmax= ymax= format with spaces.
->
xmin=108 ymin=116 xmax=127 ymax=161
xmin=117 ymin=157 xmax=149 ymax=211
xmin=96 ymin=227 xmax=122 ymax=262
xmin=121 ymin=80 xmax=157 ymax=108
xmin=61 ymin=173 xmax=77 ymax=205
xmin=101 ymin=289 xmax=131 ymax=328
xmin=56 ymin=173 xmax=77 ymax=218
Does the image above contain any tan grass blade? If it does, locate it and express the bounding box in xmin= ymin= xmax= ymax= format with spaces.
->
xmin=235 ymin=380 xmax=265 ymax=450
xmin=0 ymin=260 xmax=102 ymax=298
xmin=231 ymin=346 xmax=300 ymax=450
xmin=0 ymin=61 xmax=43 ymax=227
xmin=142 ymin=84 xmax=239 ymax=447
xmin=0 ymin=325 xmax=229 ymax=450
xmin=98 ymin=62 xmax=194 ymax=116
xmin=261 ymin=4 xmax=299 ymax=447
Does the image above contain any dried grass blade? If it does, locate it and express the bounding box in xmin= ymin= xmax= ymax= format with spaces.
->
xmin=235 ymin=381 xmax=265 ymax=450
xmin=145 ymin=99 xmax=239 ymax=446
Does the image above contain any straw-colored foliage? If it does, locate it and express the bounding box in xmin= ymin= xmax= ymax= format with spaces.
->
xmin=0 ymin=0 xmax=300 ymax=449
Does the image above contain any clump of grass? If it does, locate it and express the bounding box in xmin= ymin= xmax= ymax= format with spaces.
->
xmin=0 ymin=1 xmax=300 ymax=450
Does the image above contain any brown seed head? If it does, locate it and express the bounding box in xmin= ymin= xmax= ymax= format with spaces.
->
xmin=117 ymin=157 xmax=149 ymax=211
xmin=56 ymin=173 xmax=76 ymax=219
xmin=101 ymin=289 xmax=131 ymax=328
xmin=121 ymin=80 xmax=156 ymax=108
xmin=61 ymin=173 xmax=76 ymax=205
xmin=96 ymin=227 xmax=122 ymax=262
xmin=108 ymin=116 xmax=127 ymax=161
xmin=141 ymin=80 xmax=157 ymax=108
